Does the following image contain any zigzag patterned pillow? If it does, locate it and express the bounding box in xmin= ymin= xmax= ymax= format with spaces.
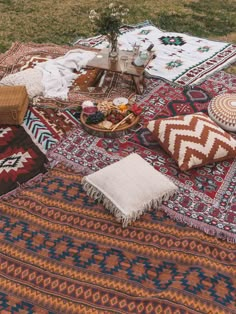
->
xmin=147 ymin=112 xmax=236 ymax=171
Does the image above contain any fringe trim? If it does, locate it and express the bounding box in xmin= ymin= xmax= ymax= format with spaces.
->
xmin=82 ymin=178 xmax=177 ymax=228
xmin=47 ymin=151 xmax=92 ymax=175
xmin=162 ymin=205 xmax=236 ymax=243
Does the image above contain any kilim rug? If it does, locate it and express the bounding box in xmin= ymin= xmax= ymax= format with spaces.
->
xmin=0 ymin=163 xmax=235 ymax=313
xmin=23 ymin=106 xmax=80 ymax=152
xmin=74 ymin=21 xmax=236 ymax=86
xmin=0 ymin=125 xmax=47 ymax=198
xmin=0 ymin=103 xmax=80 ymax=198
xmin=0 ymin=42 xmax=135 ymax=109
xmin=47 ymin=71 xmax=236 ymax=242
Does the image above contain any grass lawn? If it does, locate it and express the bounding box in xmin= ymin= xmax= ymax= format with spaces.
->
xmin=0 ymin=0 xmax=235 ymax=72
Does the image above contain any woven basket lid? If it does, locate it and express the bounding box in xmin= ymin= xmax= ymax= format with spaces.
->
xmin=208 ymin=93 xmax=236 ymax=132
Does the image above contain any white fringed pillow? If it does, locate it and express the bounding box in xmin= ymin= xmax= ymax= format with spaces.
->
xmin=82 ymin=153 xmax=178 ymax=227
xmin=0 ymin=68 xmax=44 ymax=99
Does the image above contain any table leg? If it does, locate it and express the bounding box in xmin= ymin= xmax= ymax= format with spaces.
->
xmin=132 ymin=73 xmax=145 ymax=95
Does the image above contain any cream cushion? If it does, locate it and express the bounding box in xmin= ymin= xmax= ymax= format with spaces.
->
xmin=0 ymin=68 xmax=44 ymax=99
xmin=82 ymin=153 xmax=178 ymax=227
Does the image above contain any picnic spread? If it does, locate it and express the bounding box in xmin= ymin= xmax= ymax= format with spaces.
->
xmin=0 ymin=21 xmax=235 ymax=314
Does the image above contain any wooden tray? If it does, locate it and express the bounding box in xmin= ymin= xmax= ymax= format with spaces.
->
xmin=80 ymin=112 xmax=140 ymax=138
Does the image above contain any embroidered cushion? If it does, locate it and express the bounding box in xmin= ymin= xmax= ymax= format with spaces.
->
xmin=147 ymin=112 xmax=236 ymax=171
xmin=82 ymin=153 xmax=178 ymax=227
xmin=208 ymin=93 xmax=236 ymax=132
xmin=0 ymin=68 xmax=44 ymax=99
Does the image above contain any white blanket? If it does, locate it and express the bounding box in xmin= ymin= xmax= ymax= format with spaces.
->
xmin=36 ymin=49 xmax=95 ymax=99
xmin=75 ymin=23 xmax=236 ymax=86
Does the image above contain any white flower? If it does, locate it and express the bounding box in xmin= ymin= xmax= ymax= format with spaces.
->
xmin=109 ymin=3 xmax=114 ymax=8
xmin=89 ymin=9 xmax=97 ymax=16
xmin=89 ymin=9 xmax=98 ymax=20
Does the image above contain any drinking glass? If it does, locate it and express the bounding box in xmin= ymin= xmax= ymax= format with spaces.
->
xmin=120 ymin=55 xmax=129 ymax=73
xmin=133 ymin=42 xmax=140 ymax=58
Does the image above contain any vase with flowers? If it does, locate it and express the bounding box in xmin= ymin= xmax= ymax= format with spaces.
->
xmin=89 ymin=2 xmax=129 ymax=60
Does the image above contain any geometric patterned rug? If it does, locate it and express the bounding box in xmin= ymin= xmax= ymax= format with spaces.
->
xmin=75 ymin=21 xmax=236 ymax=86
xmin=23 ymin=106 xmax=80 ymax=152
xmin=47 ymin=71 xmax=236 ymax=242
xmin=0 ymin=39 xmax=235 ymax=313
xmin=0 ymin=125 xmax=48 ymax=198
xmin=0 ymin=42 xmax=135 ymax=110
xmin=0 ymin=164 xmax=235 ymax=313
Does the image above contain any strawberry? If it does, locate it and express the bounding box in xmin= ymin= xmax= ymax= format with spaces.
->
xmin=130 ymin=103 xmax=142 ymax=115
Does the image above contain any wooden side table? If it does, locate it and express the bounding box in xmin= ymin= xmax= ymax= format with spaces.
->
xmin=86 ymin=49 xmax=153 ymax=94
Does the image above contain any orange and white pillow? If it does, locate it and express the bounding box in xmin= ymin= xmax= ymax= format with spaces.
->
xmin=147 ymin=112 xmax=236 ymax=171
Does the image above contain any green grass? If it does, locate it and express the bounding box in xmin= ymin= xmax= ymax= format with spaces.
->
xmin=157 ymin=0 xmax=236 ymax=38
xmin=0 ymin=0 xmax=235 ymax=74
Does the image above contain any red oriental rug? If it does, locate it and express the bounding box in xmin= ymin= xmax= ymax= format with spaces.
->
xmin=47 ymin=71 xmax=236 ymax=242
xmin=0 ymin=125 xmax=47 ymax=198
xmin=0 ymin=164 xmax=235 ymax=313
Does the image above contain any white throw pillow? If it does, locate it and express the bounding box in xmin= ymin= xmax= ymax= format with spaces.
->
xmin=82 ymin=153 xmax=178 ymax=227
xmin=0 ymin=68 xmax=44 ymax=99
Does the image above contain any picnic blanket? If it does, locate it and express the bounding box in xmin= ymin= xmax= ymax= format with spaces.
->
xmin=75 ymin=21 xmax=236 ymax=86
xmin=0 ymin=38 xmax=235 ymax=313
xmin=0 ymin=163 xmax=235 ymax=314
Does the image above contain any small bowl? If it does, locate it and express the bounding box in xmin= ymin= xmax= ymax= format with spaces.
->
xmin=113 ymin=97 xmax=129 ymax=106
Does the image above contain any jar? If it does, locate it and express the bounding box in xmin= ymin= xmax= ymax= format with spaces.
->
xmin=133 ymin=51 xmax=149 ymax=67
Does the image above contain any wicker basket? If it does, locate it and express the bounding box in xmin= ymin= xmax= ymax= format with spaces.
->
xmin=0 ymin=86 xmax=29 ymax=125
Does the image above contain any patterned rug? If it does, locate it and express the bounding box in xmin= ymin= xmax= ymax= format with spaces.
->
xmin=23 ymin=106 xmax=80 ymax=152
xmin=47 ymin=71 xmax=236 ymax=242
xmin=0 ymin=103 xmax=80 ymax=198
xmin=0 ymin=42 xmax=135 ymax=110
xmin=0 ymin=163 xmax=235 ymax=313
xmin=75 ymin=21 xmax=236 ymax=86
xmin=0 ymin=125 xmax=47 ymax=198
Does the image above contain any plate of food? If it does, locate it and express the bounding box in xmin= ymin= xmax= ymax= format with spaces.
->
xmin=80 ymin=100 xmax=140 ymax=138
xmin=113 ymin=97 xmax=129 ymax=106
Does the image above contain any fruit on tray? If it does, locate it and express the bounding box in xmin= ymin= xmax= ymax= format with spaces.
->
xmin=130 ymin=103 xmax=142 ymax=115
xmin=106 ymin=110 xmax=125 ymax=124
xmin=86 ymin=111 xmax=105 ymax=124
xmin=82 ymin=98 xmax=142 ymax=131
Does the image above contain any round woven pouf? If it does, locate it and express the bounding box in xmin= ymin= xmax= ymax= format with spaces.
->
xmin=208 ymin=93 xmax=236 ymax=132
